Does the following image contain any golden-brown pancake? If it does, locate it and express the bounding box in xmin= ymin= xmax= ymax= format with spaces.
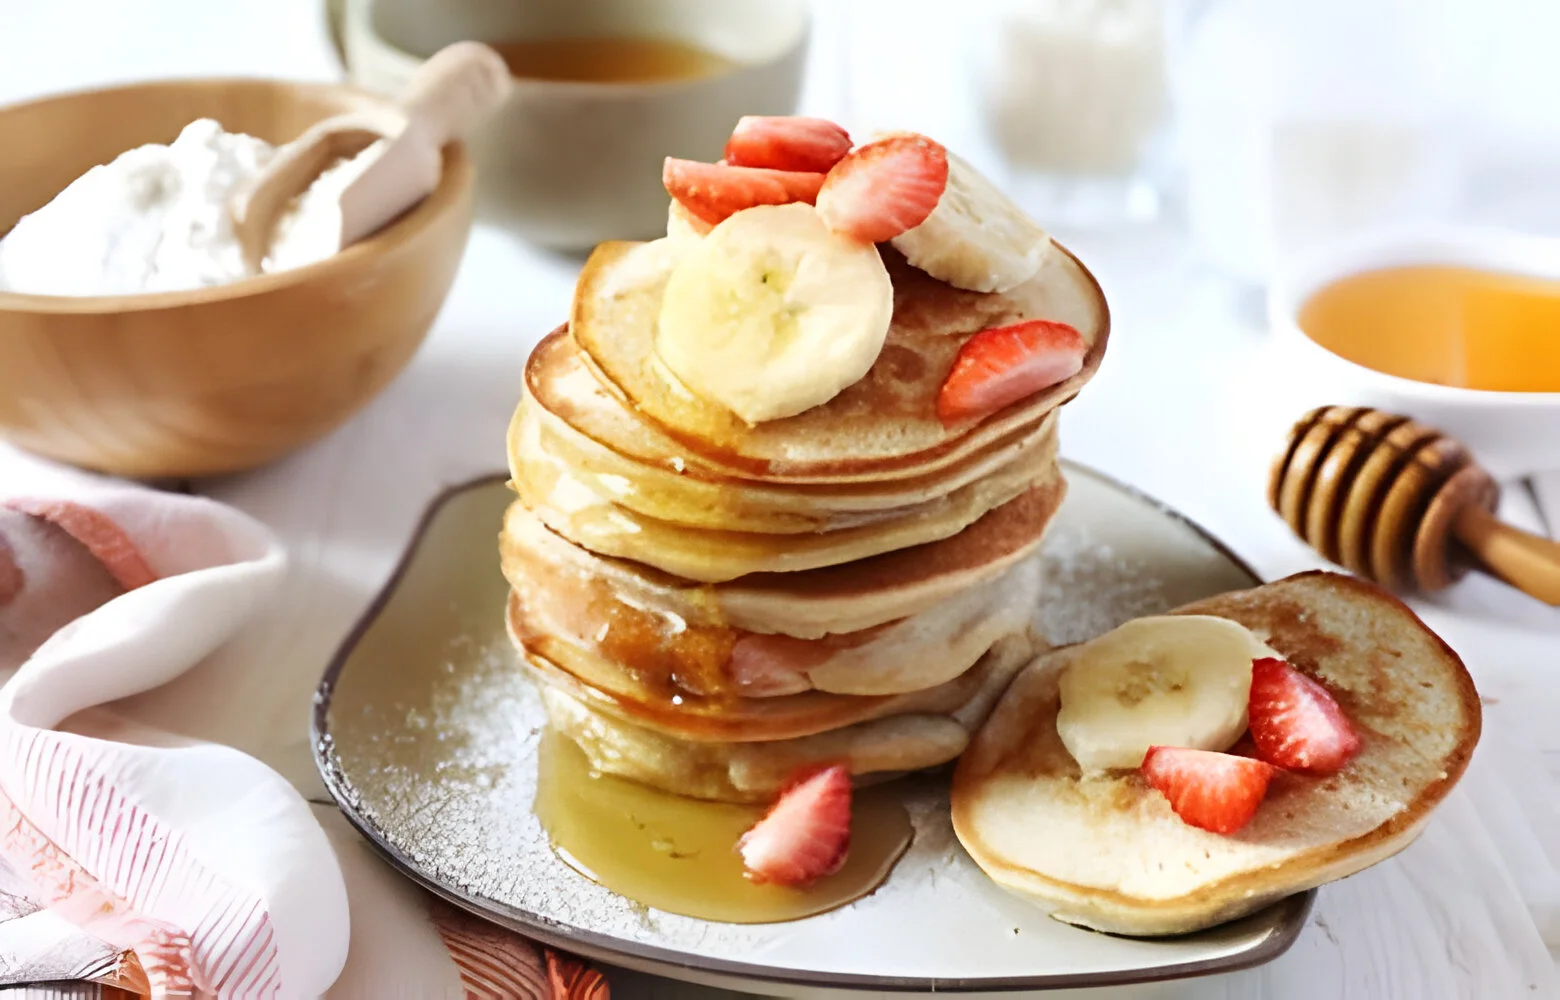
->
xmin=508 ymin=589 xmax=1033 ymax=743
xmin=539 ymin=684 xmax=962 ymax=802
xmin=570 ymin=239 xmax=1107 ymax=483
xmin=519 ymin=334 xmax=1063 ymax=533
xmin=499 ymin=475 xmax=1066 ymax=638
xmin=508 ymin=532 xmax=1042 ymax=697
xmin=951 ymin=572 xmax=1480 ymax=936
xmin=538 ymin=630 xmax=1037 ymax=803
xmin=512 ymin=404 xmax=1058 ymax=581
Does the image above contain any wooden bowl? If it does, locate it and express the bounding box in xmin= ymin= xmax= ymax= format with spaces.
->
xmin=0 ymin=78 xmax=473 ymax=479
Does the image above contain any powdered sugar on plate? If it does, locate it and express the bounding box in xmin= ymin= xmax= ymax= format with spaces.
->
xmin=319 ymin=464 xmax=1274 ymax=976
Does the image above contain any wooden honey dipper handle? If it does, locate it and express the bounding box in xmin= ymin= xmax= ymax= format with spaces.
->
xmin=1453 ymin=505 xmax=1560 ymax=606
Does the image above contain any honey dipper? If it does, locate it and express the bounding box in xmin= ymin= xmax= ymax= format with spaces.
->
xmin=1270 ymin=406 xmax=1560 ymax=605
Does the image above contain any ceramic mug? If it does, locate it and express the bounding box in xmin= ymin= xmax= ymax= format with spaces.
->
xmin=341 ymin=0 xmax=810 ymax=249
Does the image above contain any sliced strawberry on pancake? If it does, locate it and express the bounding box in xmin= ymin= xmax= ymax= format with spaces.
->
xmin=1248 ymin=657 xmax=1362 ymax=775
xmin=936 ymin=319 xmax=1087 ymax=424
xmin=1141 ymin=746 xmax=1275 ymax=835
xmin=662 ymin=158 xmax=826 ymax=226
xmin=725 ymin=116 xmax=852 ymax=173
xmin=815 ymin=133 xmax=948 ymax=243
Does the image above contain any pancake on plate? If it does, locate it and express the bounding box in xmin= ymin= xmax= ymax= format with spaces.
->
xmin=952 ymin=572 xmax=1480 ymax=936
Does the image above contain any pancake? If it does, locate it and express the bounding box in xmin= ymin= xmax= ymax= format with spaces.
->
xmin=519 ymin=336 xmax=1063 ymax=533
xmin=509 ymin=589 xmax=1033 ymax=743
xmin=508 ymin=532 xmax=1042 ymax=696
xmin=500 ymin=475 xmax=1065 ymax=638
xmin=511 ymin=411 xmax=1059 ymax=582
xmin=539 ymin=632 xmax=1038 ymax=802
xmin=950 ymin=572 xmax=1480 ymax=937
xmin=570 ymin=238 xmax=1108 ymax=483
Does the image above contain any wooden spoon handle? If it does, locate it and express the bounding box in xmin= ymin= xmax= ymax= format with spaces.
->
xmin=399 ymin=40 xmax=512 ymax=149
xmin=336 ymin=41 xmax=510 ymax=248
xmin=1453 ymin=504 xmax=1560 ymax=606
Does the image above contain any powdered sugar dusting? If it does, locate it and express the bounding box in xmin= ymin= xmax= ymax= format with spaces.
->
xmin=321 ymin=465 xmax=1266 ymax=971
xmin=1036 ymin=527 xmax=1168 ymax=645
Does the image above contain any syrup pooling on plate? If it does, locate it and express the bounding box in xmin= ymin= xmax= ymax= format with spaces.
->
xmin=533 ymin=731 xmax=912 ymax=924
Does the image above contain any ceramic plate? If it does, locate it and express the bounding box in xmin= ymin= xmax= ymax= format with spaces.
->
xmin=313 ymin=463 xmax=1313 ymax=995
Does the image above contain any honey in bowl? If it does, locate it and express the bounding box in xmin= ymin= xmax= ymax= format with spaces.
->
xmin=490 ymin=36 xmax=737 ymax=84
xmin=1298 ymin=264 xmax=1560 ymax=392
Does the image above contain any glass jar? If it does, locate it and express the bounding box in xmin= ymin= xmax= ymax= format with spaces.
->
xmin=974 ymin=0 xmax=1171 ymax=228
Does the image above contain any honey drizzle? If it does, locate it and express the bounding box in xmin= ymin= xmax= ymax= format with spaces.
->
xmin=534 ymin=731 xmax=913 ymax=924
xmin=513 ymin=554 xmax=739 ymax=699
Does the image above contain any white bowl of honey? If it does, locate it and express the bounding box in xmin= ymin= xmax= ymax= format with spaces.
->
xmin=340 ymin=0 xmax=809 ymax=249
xmin=1269 ymin=227 xmax=1560 ymax=479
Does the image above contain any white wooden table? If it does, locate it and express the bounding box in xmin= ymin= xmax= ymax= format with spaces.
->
xmin=4 ymin=3 xmax=1559 ymax=997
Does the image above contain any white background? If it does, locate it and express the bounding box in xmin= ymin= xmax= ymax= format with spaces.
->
xmin=2 ymin=1 xmax=1559 ymax=997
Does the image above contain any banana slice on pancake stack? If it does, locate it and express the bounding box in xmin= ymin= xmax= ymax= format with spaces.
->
xmin=500 ymin=115 xmax=1108 ymax=885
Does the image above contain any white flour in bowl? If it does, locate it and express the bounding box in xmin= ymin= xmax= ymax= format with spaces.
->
xmin=0 ymin=118 xmax=384 ymax=296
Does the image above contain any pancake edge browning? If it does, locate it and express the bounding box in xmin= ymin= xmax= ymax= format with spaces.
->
xmin=512 ymin=407 xmax=1060 ymax=583
xmin=950 ymin=571 xmax=1480 ymax=937
xmin=519 ymin=336 xmax=1063 ymax=532
xmin=499 ymin=474 xmax=1066 ymax=638
xmin=535 ymin=632 xmax=1040 ymax=802
xmin=569 ymin=239 xmax=1109 ymax=483
xmin=507 ymin=588 xmax=1035 ymax=744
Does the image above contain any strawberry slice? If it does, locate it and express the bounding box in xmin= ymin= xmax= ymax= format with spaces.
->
xmin=4 ymin=499 xmax=156 ymax=591
xmin=815 ymin=133 xmax=948 ymax=243
xmin=662 ymin=158 xmax=825 ymax=226
xmin=936 ymin=319 xmax=1087 ymax=424
xmin=729 ymin=634 xmax=816 ymax=697
xmin=1248 ymin=657 xmax=1362 ymax=775
xmin=725 ymin=116 xmax=853 ymax=174
xmin=738 ymin=764 xmax=851 ymax=885
xmin=1141 ymin=746 xmax=1275 ymax=835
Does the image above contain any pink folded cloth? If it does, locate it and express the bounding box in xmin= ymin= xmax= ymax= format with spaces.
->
xmin=0 ymin=456 xmax=607 ymax=998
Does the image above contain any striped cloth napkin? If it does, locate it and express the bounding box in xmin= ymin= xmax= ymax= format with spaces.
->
xmin=0 ymin=453 xmax=606 ymax=998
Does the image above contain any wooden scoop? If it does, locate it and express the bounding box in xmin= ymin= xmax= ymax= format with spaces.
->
xmin=230 ymin=40 xmax=511 ymax=271
xmin=1270 ymin=405 xmax=1560 ymax=605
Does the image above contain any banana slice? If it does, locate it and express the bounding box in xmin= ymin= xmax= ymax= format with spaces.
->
xmin=666 ymin=199 xmax=711 ymax=240
xmin=1055 ymin=615 xmax=1277 ymax=771
xmin=890 ymin=150 xmax=1050 ymax=294
xmin=595 ymin=236 xmax=692 ymax=299
xmin=656 ymin=203 xmax=894 ymax=423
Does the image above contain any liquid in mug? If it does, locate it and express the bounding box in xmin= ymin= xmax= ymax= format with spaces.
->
xmin=489 ymin=36 xmax=737 ymax=84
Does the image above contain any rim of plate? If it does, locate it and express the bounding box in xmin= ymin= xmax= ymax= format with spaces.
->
xmin=311 ymin=462 xmax=1316 ymax=993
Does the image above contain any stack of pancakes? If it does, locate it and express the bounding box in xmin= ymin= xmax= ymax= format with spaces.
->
xmin=500 ymin=238 xmax=1108 ymax=803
